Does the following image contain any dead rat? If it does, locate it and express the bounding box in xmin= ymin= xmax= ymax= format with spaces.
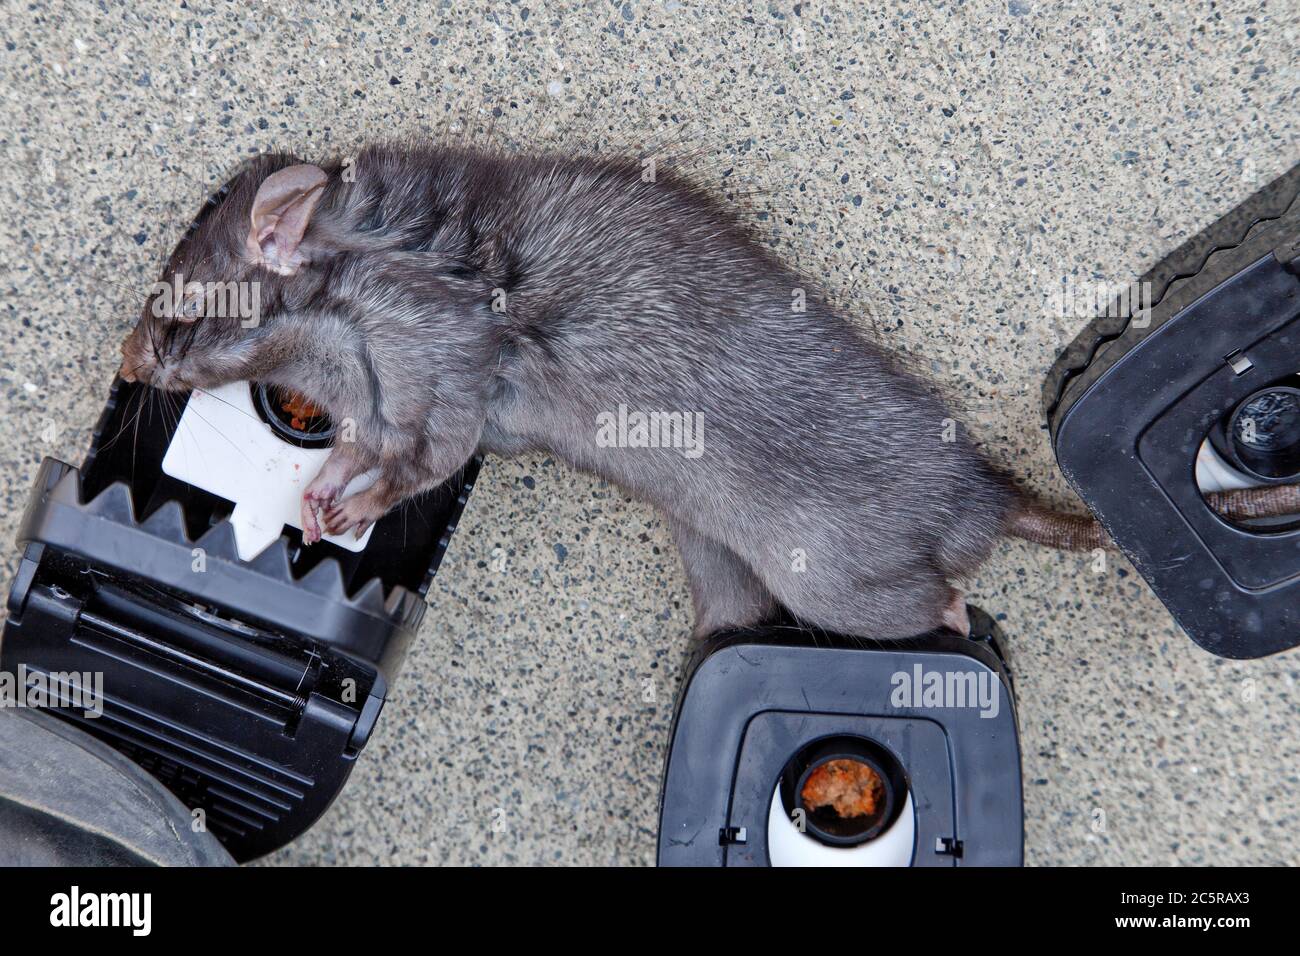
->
xmin=116 ymin=144 xmax=1294 ymax=639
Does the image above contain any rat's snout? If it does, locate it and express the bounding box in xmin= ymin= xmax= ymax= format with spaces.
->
xmin=118 ymin=358 xmax=145 ymax=383
xmin=119 ymin=328 xmax=158 ymax=384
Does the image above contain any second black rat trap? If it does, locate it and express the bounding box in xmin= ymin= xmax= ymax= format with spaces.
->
xmin=658 ymin=609 xmax=1023 ymax=866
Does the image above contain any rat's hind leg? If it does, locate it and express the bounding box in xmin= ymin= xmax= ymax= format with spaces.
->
xmin=942 ymin=587 xmax=971 ymax=637
xmin=667 ymin=518 xmax=775 ymax=638
xmin=757 ymin=553 xmax=958 ymax=640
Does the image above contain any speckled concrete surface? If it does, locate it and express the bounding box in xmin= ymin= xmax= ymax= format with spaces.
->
xmin=1 ymin=0 xmax=1297 ymax=865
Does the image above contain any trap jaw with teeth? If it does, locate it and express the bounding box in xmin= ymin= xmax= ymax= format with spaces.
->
xmin=1045 ymin=163 xmax=1300 ymax=659
xmin=1 ymin=377 xmax=479 ymax=861
xmin=3 ymin=166 xmax=481 ymax=861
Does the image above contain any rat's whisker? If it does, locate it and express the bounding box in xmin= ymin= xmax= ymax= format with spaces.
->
xmin=189 ymin=386 xmax=265 ymax=425
xmin=95 ymin=383 xmax=148 ymax=457
xmin=178 ymin=400 xmax=259 ymax=468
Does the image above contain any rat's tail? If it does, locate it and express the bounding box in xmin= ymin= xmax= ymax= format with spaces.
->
xmin=1004 ymin=484 xmax=1300 ymax=552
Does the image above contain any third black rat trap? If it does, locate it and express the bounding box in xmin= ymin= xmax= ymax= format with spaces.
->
xmin=1045 ymin=163 xmax=1300 ymax=659
xmin=657 ymin=608 xmax=1023 ymax=866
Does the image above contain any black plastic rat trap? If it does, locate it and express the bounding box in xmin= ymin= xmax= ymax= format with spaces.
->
xmin=657 ymin=607 xmax=1022 ymax=866
xmin=1045 ymin=163 xmax=1300 ymax=659
xmin=1 ymin=378 xmax=478 ymax=860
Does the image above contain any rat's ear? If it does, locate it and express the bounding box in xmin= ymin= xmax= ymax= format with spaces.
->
xmin=245 ymin=164 xmax=328 ymax=275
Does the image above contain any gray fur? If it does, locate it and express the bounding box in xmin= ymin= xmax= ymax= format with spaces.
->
xmin=120 ymin=143 xmax=1017 ymax=639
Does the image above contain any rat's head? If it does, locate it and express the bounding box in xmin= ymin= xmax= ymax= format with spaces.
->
xmin=119 ymin=157 xmax=333 ymax=392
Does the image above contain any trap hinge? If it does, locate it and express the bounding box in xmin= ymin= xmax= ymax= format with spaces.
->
xmin=935 ymin=836 xmax=964 ymax=858
xmin=718 ymin=826 xmax=748 ymax=846
xmin=1274 ymin=233 xmax=1300 ymax=275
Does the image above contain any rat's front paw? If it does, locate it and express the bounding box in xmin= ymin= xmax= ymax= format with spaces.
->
xmin=300 ymin=496 xmax=324 ymax=545
xmin=321 ymin=489 xmax=389 ymax=540
xmin=300 ymin=483 xmax=341 ymax=545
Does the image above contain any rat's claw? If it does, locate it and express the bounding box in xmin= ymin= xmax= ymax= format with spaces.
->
xmin=321 ymin=503 xmax=346 ymax=536
xmin=322 ymin=492 xmax=386 ymax=538
xmin=301 ymin=504 xmax=323 ymax=545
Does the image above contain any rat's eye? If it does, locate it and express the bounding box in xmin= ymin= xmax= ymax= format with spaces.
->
xmin=181 ymin=282 xmax=206 ymax=319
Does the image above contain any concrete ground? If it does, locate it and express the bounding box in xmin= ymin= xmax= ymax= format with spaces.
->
xmin=1 ymin=0 xmax=1297 ymax=865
